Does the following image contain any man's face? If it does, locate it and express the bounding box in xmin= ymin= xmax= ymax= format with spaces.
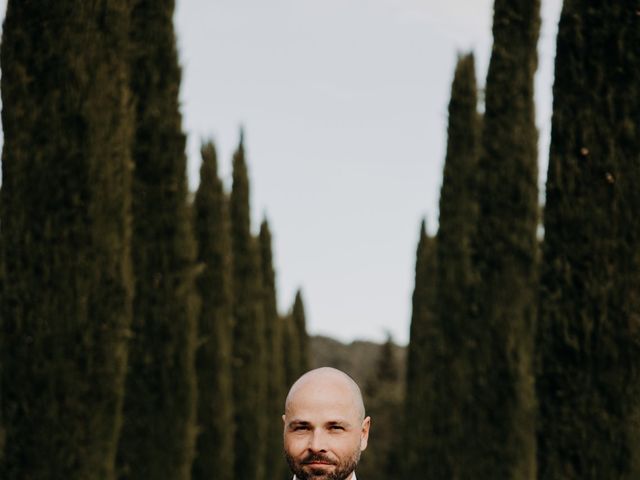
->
xmin=283 ymin=376 xmax=370 ymax=480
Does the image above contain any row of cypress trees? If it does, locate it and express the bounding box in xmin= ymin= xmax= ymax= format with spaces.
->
xmin=0 ymin=1 xmax=310 ymax=479
xmin=192 ymin=137 xmax=309 ymax=480
xmin=1 ymin=2 xmax=135 ymax=478
xmin=406 ymin=0 xmax=640 ymax=478
xmin=536 ymin=1 xmax=640 ymax=477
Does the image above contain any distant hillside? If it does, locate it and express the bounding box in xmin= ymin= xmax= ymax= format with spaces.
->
xmin=309 ymin=335 xmax=406 ymax=388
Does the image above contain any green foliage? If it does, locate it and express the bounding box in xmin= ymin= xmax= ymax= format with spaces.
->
xmin=283 ymin=312 xmax=302 ymax=389
xmin=116 ymin=1 xmax=199 ymax=478
xmin=191 ymin=142 xmax=235 ymax=480
xmin=0 ymin=188 xmax=3 ymax=463
xmin=367 ymin=335 xmax=400 ymax=385
xmin=536 ymin=2 xmax=640 ymax=478
xmin=469 ymin=0 xmax=540 ymax=477
xmin=437 ymin=53 xmax=480 ymax=318
xmin=258 ymin=220 xmax=289 ymax=480
xmin=283 ymin=289 xmax=311 ymax=392
xmin=409 ymin=53 xmax=482 ymax=478
xmin=229 ymin=134 xmax=268 ymax=480
xmin=404 ymin=222 xmax=438 ymax=477
xmin=292 ymin=290 xmax=310 ymax=373
xmin=0 ymin=2 xmax=133 ymax=478
xmin=357 ymin=335 xmax=404 ymax=480
xmin=310 ymin=335 xmax=406 ymax=387
xmin=309 ymin=335 xmax=406 ymax=480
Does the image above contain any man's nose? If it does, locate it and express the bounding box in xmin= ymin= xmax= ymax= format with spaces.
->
xmin=308 ymin=429 xmax=328 ymax=452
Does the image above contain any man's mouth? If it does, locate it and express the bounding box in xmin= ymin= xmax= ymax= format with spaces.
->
xmin=303 ymin=457 xmax=336 ymax=466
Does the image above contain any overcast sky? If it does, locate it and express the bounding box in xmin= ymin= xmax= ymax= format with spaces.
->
xmin=175 ymin=0 xmax=563 ymax=345
xmin=0 ymin=0 xmax=564 ymax=345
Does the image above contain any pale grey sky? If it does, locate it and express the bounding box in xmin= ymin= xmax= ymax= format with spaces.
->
xmin=175 ymin=0 xmax=563 ymax=345
xmin=0 ymin=0 xmax=563 ymax=345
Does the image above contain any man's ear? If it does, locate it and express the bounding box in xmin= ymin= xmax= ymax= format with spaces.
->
xmin=282 ymin=414 xmax=286 ymax=426
xmin=360 ymin=416 xmax=371 ymax=451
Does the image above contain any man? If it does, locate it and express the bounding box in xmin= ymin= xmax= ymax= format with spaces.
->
xmin=283 ymin=367 xmax=371 ymax=480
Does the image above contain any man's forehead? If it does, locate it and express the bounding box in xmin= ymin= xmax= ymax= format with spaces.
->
xmin=284 ymin=367 xmax=365 ymax=420
xmin=285 ymin=405 xmax=359 ymax=428
xmin=286 ymin=416 xmax=352 ymax=426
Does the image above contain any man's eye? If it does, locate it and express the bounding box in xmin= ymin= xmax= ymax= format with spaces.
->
xmin=330 ymin=425 xmax=344 ymax=431
xmin=293 ymin=426 xmax=309 ymax=431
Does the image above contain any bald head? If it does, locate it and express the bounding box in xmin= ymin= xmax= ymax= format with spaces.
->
xmin=283 ymin=368 xmax=370 ymax=479
xmin=284 ymin=367 xmax=365 ymax=421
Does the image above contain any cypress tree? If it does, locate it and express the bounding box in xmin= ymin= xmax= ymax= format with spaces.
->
xmin=229 ymin=133 xmax=267 ymax=480
xmin=282 ymin=312 xmax=302 ymax=388
xmin=191 ymin=142 xmax=234 ymax=480
xmin=536 ymin=2 xmax=640 ymax=478
xmin=0 ymin=226 xmax=2 ymax=467
xmin=282 ymin=290 xmax=309 ymax=391
xmin=437 ymin=53 xmax=480 ymax=329
xmin=258 ymin=219 xmax=289 ymax=480
xmin=359 ymin=335 xmax=403 ymax=480
xmin=0 ymin=213 xmax=2 ymax=464
xmin=116 ymin=1 xmax=198 ymax=478
xmin=411 ymin=53 xmax=482 ymax=479
xmin=469 ymin=0 xmax=540 ymax=477
xmin=291 ymin=289 xmax=310 ymax=373
xmin=404 ymin=221 xmax=438 ymax=477
xmin=0 ymin=2 xmax=133 ymax=478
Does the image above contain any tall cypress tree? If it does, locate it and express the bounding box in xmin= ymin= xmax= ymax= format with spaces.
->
xmin=282 ymin=290 xmax=309 ymax=397
xmin=0 ymin=217 xmax=2 ymax=469
xmin=191 ymin=142 xmax=234 ymax=480
xmin=437 ymin=53 xmax=480 ymax=326
xmin=470 ymin=0 xmax=540 ymax=477
xmin=0 ymin=190 xmax=3 ymax=463
xmin=282 ymin=312 xmax=302 ymax=388
xmin=116 ymin=1 xmax=198 ymax=478
xmin=404 ymin=221 xmax=438 ymax=478
xmin=229 ymin=133 xmax=267 ymax=480
xmin=0 ymin=2 xmax=133 ymax=478
xmin=258 ymin=219 xmax=288 ymax=480
xmin=291 ymin=289 xmax=310 ymax=373
xmin=0 ymin=211 xmax=2 ymax=464
xmin=536 ymin=2 xmax=640 ymax=478
xmin=359 ymin=335 xmax=403 ymax=480
xmin=412 ymin=52 xmax=481 ymax=479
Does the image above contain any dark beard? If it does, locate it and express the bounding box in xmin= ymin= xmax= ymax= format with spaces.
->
xmin=285 ymin=450 xmax=360 ymax=480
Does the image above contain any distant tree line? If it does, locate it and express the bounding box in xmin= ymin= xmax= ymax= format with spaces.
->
xmin=0 ymin=1 xmax=309 ymax=480
xmin=405 ymin=0 xmax=640 ymax=479
xmin=309 ymin=334 xmax=406 ymax=480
